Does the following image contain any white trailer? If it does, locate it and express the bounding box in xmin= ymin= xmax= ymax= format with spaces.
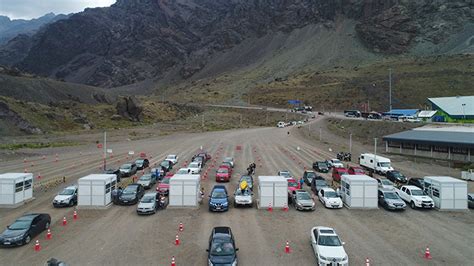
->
xmin=424 ymin=176 xmax=467 ymax=210
xmin=340 ymin=174 xmax=378 ymax=209
xmin=169 ymin=174 xmax=200 ymax=208
xmin=78 ymin=174 xmax=116 ymax=208
xmin=257 ymin=176 xmax=288 ymax=209
xmin=0 ymin=173 xmax=34 ymax=207
xmin=359 ymin=153 xmax=394 ymax=174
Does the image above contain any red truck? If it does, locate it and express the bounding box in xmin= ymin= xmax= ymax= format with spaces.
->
xmin=332 ymin=167 xmax=348 ymax=182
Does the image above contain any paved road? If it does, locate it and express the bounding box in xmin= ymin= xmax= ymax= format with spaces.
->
xmin=0 ymin=121 xmax=473 ymax=265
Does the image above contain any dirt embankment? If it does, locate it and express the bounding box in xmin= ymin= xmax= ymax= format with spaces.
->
xmin=326 ymin=118 xmax=422 ymax=145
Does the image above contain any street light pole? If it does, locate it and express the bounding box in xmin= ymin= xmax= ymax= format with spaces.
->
xmin=389 ymin=68 xmax=392 ymax=112
xmin=349 ymin=133 xmax=352 ymax=153
xmin=374 ymin=138 xmax=377 ymax=173
xmin=103 ymin=131 xmax=107 ymax=171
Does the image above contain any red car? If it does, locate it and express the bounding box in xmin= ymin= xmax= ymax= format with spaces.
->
xmin=287 ymin=178 xmax=299 ymax=197
xmin=348 ymin=166 xmax=365 ymax=175
xmin=156 ymin=176 xmax=172 ymax=195
xmin=332 ymin=167 xmax=348 ymax=182
xmin=216 ymin=167 xmax=232 ymax=182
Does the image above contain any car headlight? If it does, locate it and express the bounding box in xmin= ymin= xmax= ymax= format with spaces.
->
xmin=343 ymin=255 xmax=348 ymax=260
xmin=208 ymin=259 xmax=213 ymax=266
xmin=319 ymin=254 xmax=327 ymax=261
xmin=223 ymin=202 xmax=228 ymax=206
xmin=232 ymin=260 xmax=237 ymax=266
xmin=296 ymin=202 xmax=303 ymax=207
xmin=415 ymin=199 xmax=421 ymax=203
xmin=311 ymin=202 xmax=315 ymax=207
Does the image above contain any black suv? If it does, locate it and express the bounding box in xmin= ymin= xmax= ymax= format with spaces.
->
xmin=386 ymin=170 xmax=407 ymax=184
xmin=313 ymin=161 xmax=329 ymax=173
xmin=105 ymin=168 xmax=122 ymax=183
xmin=310 ymin=176 xmax=329 ymax=195
xmin=207 ymin=227 xmax=238 ymax=266
xmin=302 ymin=170 xmax=318 ymax=185
xmin=118 ymin=184 xmax=145 ymax=205
xmin=407 ymin=178 xmax=424 ymax=189
xmin=0 ymin=213 xmax=51 ymax=247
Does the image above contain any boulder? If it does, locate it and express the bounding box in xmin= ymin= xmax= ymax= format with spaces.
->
xmin=115 ymin=96 xmax=143 ymax=122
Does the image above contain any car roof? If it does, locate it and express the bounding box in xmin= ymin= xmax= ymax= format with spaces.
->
xmin=167 ymin=154 xmax=177 ymax=157
xmin=315 ymin=226 xmax=337 ymax=235
xmin=18 ymin=213 xmax=42 ymax=221
xmin=404 ymin=185 xmax=422 ymax=190
xmin=127 ymin=183 xmax=140 ymax=188
xmin=295 ymin=190 xmax=309 ymax=194
xmin=379 ymin=187 xmax=396 ymax=192
xmin=143 ymin=192 xmax=157 ymax=196
xmin=320 ymin=187 xmax=335 ymax=192
xmin=287 ymin=178 xmax=297 ymax=182
xmin=64 ymin=185 xmax=77 ymax=189
xmin=212 ymin=227 xmax=232 ymax=239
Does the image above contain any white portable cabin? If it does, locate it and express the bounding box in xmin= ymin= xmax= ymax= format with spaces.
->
xmin=78 ymin=174 xmax=116 ymax=208
xmin=0 ymin=173 xmax=33 ymax=207
xmin=340 ymin=174 xmax=378 ymax=209
xmin=424 ymin=176 xmax=467 ymax=210
xmin=169 ymin=174 xmax=200 ymax=208
xmin=257 ymin=176 xmax=288 ymax=209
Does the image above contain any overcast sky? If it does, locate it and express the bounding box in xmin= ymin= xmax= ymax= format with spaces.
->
xmin=0 ymin=0 xmax=116 ymax=19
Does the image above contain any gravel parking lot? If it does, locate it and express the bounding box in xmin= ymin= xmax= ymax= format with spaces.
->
xmin=0 ymin=118 xmax=473 ymax=265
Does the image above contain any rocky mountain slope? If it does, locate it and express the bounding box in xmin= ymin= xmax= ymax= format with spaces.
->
xmin=0 ymin=0 xmax=472 ymax=89
xmin=0 ymin=13 xmax=69 ymax=44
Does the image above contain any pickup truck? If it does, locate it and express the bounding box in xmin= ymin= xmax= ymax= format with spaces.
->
xmin=395 ymin=185 xmax=434 ymax=209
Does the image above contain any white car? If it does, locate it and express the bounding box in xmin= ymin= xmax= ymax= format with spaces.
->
xmin=53 ymin=185 xmax=78 ymax=207
xmin=277 ymin=121 xmax=286 ymax=128
xmin=234 ymin=188 xmax=253 ymax=207
xmin=136 ymin=192 xmax=158 ymax=215
xmin=318 ymin=188 xmax=343 ymax=209
xmin=176 ymin=168 xmax=190 ymax=175
xmin=223 ymin=157 xmax=234 ymax=168
xmin=277 ymin=170 xmax=293 ymax=180
xmin=395 ymin=185 xmax=434 ymax=209
xmin=165 ymin=154 xmax=178 ymax=165
xmin=311 ymin=226 xmax=349 ymax=266
xmin=327 ymin=159 xmax=344 ymax=168
xmin=186 ymin=162 xmax=201 ymax=174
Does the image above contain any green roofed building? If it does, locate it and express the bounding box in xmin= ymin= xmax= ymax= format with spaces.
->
xmin=428 ymin=96 xmax=474 ymax=123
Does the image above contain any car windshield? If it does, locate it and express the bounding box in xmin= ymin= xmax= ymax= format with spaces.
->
xmin=297 ymin=193 xmax=311 ymax=200
xmin=279 ymin=172 xmax=290 ymax=177
xmin=189 ymin=163 xmax=199 ymax=168
xmin=411 ymin=189 xmax=424 ymax=196
xmin=324 ymin=191 xmax=337 ymax=198
xmin=392 ymin=172 xmax=403 ymax=177
xmin=354 ymin=169 xmax=364 ymax=173
xmin=381 ymin=179 xmax=393 ymax=186
xmin=217 ymin=168 xmax=228 ymax=174
xmin=59 ymin=188 xmax=75 ymax=195
xmin=306 ymin=172 xmax=316 ymax=178
xmin=161 ymin=178 xmax=170 ymax=184
xmin=318 ymin=163 xmax=327 ymax=168
xmin=121 ymin=164 xmax=131 ymax=169
xmin=384 ymin=192 xmax=399 ymax=199
xmin=241 ymin=176 xmax=252 ymax=183
xmin=235 ymin=189 xmax=251 ymax=196
xmin=210 ymin=241 xmax=235 ymax=256
xmin=212 ymin=190 xmax=226 ymax=198
xmin=318 ymin=235 xmax=342 ymax=246
xmin=379 ymin=162 xmax=391 ymax=167
xmin=161 ymin=161 xmax=169 ymax=167
xmin=177 ymin=169 xmax=188 ymax=174
xmin=135 ymin=159 xmax=144 ymax=164
xmin=288 ymin=181 xmax=298 ymax=187
xmin=140 ymin=175 xmax=151 ymax=181
xmin=224 ymin=157 xmax=232 ymax=162
xmin=316 ymin=180 xmax=328 ymax=187
xmin=332 ymin=159 xmax=342 ymax=164
xmin=123 ymin=187 xmax=137 ymax=194
xmin=141 ymin=195 xmax=155 ymax=203
xmin=8 ymin=220 xmax=31 ymax=230
xmin=167 ymin=155 xmax=175 ymax=159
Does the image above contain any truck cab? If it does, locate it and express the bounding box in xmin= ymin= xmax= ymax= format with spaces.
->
xmin=395 ymin=185 xmax=434 ymax=209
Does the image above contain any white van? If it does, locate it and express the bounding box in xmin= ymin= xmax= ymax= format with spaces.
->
xmin=359 ymin=153 xmax=394 ymax=174
xmin=277 ymin=121 xmax=286 ymax=128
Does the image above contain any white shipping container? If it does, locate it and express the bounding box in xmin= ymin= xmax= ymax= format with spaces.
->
xmin=169 ymin=174 xmax=200 ymax=207
xmin=0 ymin=173 xmax=34 ymax=207
xmin=424 ymin=176 xmax=467 ymax=210
xmin=257 ymin=176 xmax=288 ymax=209
xmin=341 ymin=174 xmax=378 ymax=209
xmin=78 ymin=174 xmax=116 ymax=208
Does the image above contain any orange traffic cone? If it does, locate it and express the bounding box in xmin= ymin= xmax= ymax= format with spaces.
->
xmin=179 ymin=222 xmax=184 ymax=232
xmin=73 ymin=210 xmax=78 ymax=220
xmin=285 ymin=240 xmax=291 ymax=254
xmin=175 ymin=234 xmax=180 ymax=246
xmin=171 ymin=256 xmax=176 ymax=266
xmin=34 ymin=240 xmax=41 ymax=252
xmin=424 ymin=246 xmax=432 ymax=259
xmin=365 ymin=257 xmax=370 ymax=266
xmin=62 ymin=216 xmax=67 ymax=226
xmin=268 ymin=203 xmax=273 ymax=212
xmin=283 ymin=203 xmax=289 ymax=212
xmin=46 ymin=229 xmax=52 ymax=240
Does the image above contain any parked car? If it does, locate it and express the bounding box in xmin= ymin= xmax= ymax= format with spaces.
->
xmin=239 ymin=175 xmax=254 ymax=191
xmin=395 ymin=185 xmax=434 ymax=209
xmin=311 ymin=226 xmax=348 ymax=265
xmin=291 ymin=190 xmax=315 ymax=211
xmin=53 ymin=186 xmax=78 ymax=207
xmin=176 ymin=168 xmax=190 ymax=175
xmin=216 ymin=167 xmax=232 ymax=182
xmin=206 ymin=227 xmax=238 ymax=266
xmin=468 ymin=193 xmax=474 ymax=209
xmin=407 ymin=177 xmax=424 ymax=189
xmin=119 ymin=163 xmax=138 ymax=177
xmin=220 ymin=163 xmax=232 ymax=171
xmin=160 ymin=160 xmax=173 ymax=174
xmin=287 ymin=178 xmax=300 ymax=198
xmin=326 ymin=159 xmax=344 ymax=169
xmin=165 ymin=154 xmax=179 ymax=165
xmin=332 ymin=167 xmax=348 ymax=182
xmin=311 ymin=177 xmax=329 ymax=195
xmin=0 ymin=213 xmax=51 ymax=247
xmin=195 ymin=152 xmax=211 ymax=162
xmin=313 ymin=161 xmax=329 ymax=173
xmin=318 ymin=187 xmax=343 ymax=209
xmin=136 ymin=192 xmax=159 ymax=215
xmin=137 ymin=173 xmax=156 ymax=189
xmin=104 ymin=168 xmax=122 ymax=183
xmin=386 ymin=170 xmax=408 ymax=184
xmin=302 ymin=170 xmax=318 ymax=185
xmin=118 ymin=184 xmax=145 ymax=205
xmin=209 ymin=185 xmax=229 ymax=212
xmin=192 ymin=156 xmax=205 ymax=166
xmin=348 ymin=166 xmax=365 ymax=175
xmin=156 ymin=176 xmax=172 ymax=195
xmin=278 ymin=170 xmax=293 ymax=179
xmin=376 ymin=178 xmax=395 ymax=190
xmin=134 ymin=158 xmax=149 ymax=170
xmin=234 ymin=187 xmax=253 ymax=207
xmin=186 ymin=161 xmax=202 ymax=174
xmin=223 ymin=157 xmax=234 ymax=168
xmin=378 ymin=188 xmax=406 ymax=211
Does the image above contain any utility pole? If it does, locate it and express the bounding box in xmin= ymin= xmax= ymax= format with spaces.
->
xmin=389 ymin=68 xmax=392 ymax=112
xmin=103 ymin=131 xmax=107 ymax=171
xmin=240 ymin=114 xmax=243 ymax=127
xmin=201 ymin=114 xmax=204 ymax=128
xmin=374 ymin=138 xmax=377 ymax=172
xmin=349 ymin=133 xmax=352 ymax=153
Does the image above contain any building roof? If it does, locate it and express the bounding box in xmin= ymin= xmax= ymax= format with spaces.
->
xmin=0 ymin=173 xmax=32 ymax=180
xmin=424 ymin=176 xmax=467 ymax=184
xmin=384 ymin=109 xmax=420 ymax=116
xmin=341 ymin=174 xmax=376 ymax=182
xmin=383 ymin=129 xmax=474 ymax=148
xmin=428 ymin=96 xmax=474 ymax=116
xmin=258 ymin=176 xmax=287 ymax=183
xmin=417 ymin=110 xmax=437 ymax=118
xmin=169 ymin=174 xmax=200 ymax=181
xmin=79 ymin=174 xmax=116 ymax=181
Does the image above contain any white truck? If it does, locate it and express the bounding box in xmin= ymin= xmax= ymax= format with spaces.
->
xmin=359 ymin=153 xmax=394 ymax=175
xmin=395 ymin=185 xmax=434 ymax=209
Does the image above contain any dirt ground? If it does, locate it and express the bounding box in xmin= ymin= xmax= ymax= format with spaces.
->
xmin=0 ymin=116 xmax=473 ymax=266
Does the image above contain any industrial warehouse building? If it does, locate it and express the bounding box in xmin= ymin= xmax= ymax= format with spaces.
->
xmin=428 ymin=96 xmax=474 ymax=123
xmin=383 ymin=127 xmax=474 ymax=163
